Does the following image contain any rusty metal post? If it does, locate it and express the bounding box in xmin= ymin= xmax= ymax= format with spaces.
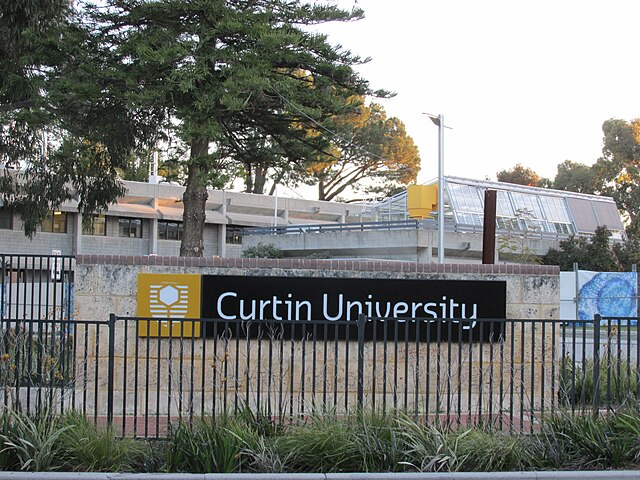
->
xmin=482 ymin=189 xmax=497 ymax=264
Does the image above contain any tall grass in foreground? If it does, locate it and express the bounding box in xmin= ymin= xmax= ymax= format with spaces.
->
xmin=541 ymin=409 xmax=640 ymax=469
xmin=559 ymin=356 xmax=639 ymax=407
xmin=57 ymin=412 xmax=156 ymax=472
xmin=0 ymin=409 xmax=160 ymax=472
xmin=2 ymin=407 xmax=640 ymax=473
xmin=274 ymin=411 xmax=403 ymax=473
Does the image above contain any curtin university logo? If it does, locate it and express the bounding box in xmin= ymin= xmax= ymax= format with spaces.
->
xmin=149 ymin=283 xmax=190 ymax=318
xmin=137 ymin=273 xmax=201 ymax=337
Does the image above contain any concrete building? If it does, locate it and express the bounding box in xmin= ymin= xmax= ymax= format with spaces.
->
xmin=0 ymin=177 xmax=364 ymax=258
xmin=242 ymin=176 xmax=625 ymax=263
xmin=0 ymin=172 xmax=625 ymax=263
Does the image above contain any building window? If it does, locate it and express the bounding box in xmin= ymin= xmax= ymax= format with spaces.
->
xmin=118 ymin=218 xmax=143 ymax=238
xmin=0 ymin=206 xmax=12 ymax=229
xmin=226 ymin=225 xmax=244 ymax=244
xmin=82 ymin=214 xmax=106 ymax=236
xmin=41 ymin=211 xmax=67 ymax=233
xmin=158 ymin=220 xmax=183 ymax=240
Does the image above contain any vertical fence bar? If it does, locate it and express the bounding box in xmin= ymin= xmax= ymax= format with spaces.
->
xmin=606 ymin=317 xmax=612 ymax=411
xmin=593 ymin=314 xmax=601 ymax=416
xmin=344 ymin=319 xmax=351 ymax=413
xmin=357 ymin=314 xmax=365 ymax=409
xmin=107 ymin=314 xmax=116 ymax=426
xmin=122 ymin=317 xmax=128 ymax=436
xmin=530 ymin=321 xmax=535 ymax=433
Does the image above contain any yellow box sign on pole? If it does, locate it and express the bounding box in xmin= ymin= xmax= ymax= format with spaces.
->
xmin=137 ymin=273 xmax=202 ymax=337
xmin=407 ymin=184 xmax=438 ymax=219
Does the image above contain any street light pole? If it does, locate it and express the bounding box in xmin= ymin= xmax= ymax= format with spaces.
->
xmin=425 ymin=113 xmax=447 ymax=264
xmin=436 ymin=114 xmax=445 ymax=264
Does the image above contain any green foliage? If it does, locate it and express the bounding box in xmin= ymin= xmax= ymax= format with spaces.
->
xmin=242 ymin=243 xmax=284 ymax=259
xmin=595 ymin=118 xmax=640 ymax=234
xmin=543 ymin=226 xmax=622 ymax=271
xmin=0 ymin=410 xmax=19 ymax=470
xmin=542 ymin=410 xmax=640 ymax=469
xmin=558 ymin=355 xmax=639 ymax=407
xmin=0 ymin=323 xmax=74 ymax=388
xmin=57 ymin=412 xmax=154 ymax=472
xmin=1 ymin=0 xmax=384 ymax=253
xmin=275 ymin=411 xmax=403 ymax=473
xmin=553 ymin=160 xmax=599 ymax=194
xmin=0 ymin=0 xmax=70 ymax=105
xmin=452 ymin=428 xmax=539 ymax=472
xmin=496 ymin=164 xmax=547 ymax=187
xmin=275 ymin=414 xmax=360 ymax=472
xmin=396 ymin=416 xmax=462 ymax=472
xmin=0 ymin=408 xmax=69 ymax=471
xmin=308 ymin=101 xmax=421 ymax=201
xmin=164 ymin=415 xmax=256 ymax=473
xmin=2 ymin=409 xmax=640 ymax=472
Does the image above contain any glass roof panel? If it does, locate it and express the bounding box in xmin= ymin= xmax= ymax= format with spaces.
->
xmin=538 ymin=196 xmax=571 ymax=223
xmin=510 ymin=191 xmax=545 ymax=219
xmin=447 ymin=183 xmax=483 ymax=214
xmin=496 ymin=190 xmax=516 ymax=217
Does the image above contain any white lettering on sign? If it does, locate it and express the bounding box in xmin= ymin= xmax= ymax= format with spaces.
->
xmin=214 ymin=291 xmax=477 ymax=328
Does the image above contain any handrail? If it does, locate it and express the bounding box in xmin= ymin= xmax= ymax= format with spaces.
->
xmin=244 ymin=219 xmax=423 ymax=236
xmin=243 ymin=219 xmax=574 ymax=241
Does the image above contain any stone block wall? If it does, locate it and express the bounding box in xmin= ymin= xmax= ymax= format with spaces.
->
xmin=73 ymin=256 xmax=560 ymax=427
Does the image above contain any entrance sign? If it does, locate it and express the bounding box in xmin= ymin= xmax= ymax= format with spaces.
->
xmin=201 ymin=275 xmax=506 ymax=341
xmin=137 ymin=273 xmax=506 ymax=340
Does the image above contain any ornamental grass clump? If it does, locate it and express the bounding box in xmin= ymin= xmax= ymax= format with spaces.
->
xmin=451 ymin=427 xmax=541 ymax=472
xmin=57 ymin=412 xmax=155 ymax=472
xmin=274 ymin=413 xmax=359 ymax=473
xmin=164 ymin=414 xmax=261 ymax=473
xmin=0 ymin=408 xmax=69 ymax=472
xmin=541 ymin=409 xmax=640 ymax=469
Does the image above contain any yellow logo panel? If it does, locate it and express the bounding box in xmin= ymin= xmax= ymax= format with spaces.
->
xmin=137 ymin=273 xmax=201 ymax=337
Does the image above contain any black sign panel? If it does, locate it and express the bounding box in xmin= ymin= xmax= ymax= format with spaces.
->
xmin=200 ymin=275 xmax=506 ymax=341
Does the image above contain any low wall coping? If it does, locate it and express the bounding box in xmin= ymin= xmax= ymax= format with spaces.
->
xmin=75 ymin=255 xmax=560 ymax=275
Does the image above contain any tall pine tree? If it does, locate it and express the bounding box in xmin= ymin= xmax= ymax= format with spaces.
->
xmin=1 ymin=1 xmax=383 ymax=254
xmin=93 ymin=0 xmax=380 ymax=256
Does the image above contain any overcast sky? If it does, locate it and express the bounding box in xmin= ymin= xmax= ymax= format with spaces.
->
xmin=314 ymin=0 xmax=640 ymax=185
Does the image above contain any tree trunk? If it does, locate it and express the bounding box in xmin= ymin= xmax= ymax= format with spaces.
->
xmin=243 ymin=161 xmax=254 ymax=193
xmin=318 ymin=178 xmax=327 ymax=201
xmin=253 ymin=165 xmax=267 ymax=194
xmin=180 ymin=138 xmax=209 ymax=257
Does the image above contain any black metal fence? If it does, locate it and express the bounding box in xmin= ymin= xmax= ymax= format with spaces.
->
xmin=1 ymin=313 xmax=638 ymax=437
xmin=1 ymin=253 xmax=75 ymax=324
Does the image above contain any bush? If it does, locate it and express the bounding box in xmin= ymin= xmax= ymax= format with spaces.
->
xmin=0 ymin=408 xmax=68 ymax=471
xmin=558 ymin=356 xmax=639 ymax=407
xmin=164 ymin=415 xmax=260 ymax=473
xmin=1 ymin=408 xmax=640 ymax=473
xmin=57 ymin=412 xmax=155 ymax=472
xmin=542 ymin=410 xmax=640 ymax=469
xmin=242 ymin=243 xmax=283 ymax=259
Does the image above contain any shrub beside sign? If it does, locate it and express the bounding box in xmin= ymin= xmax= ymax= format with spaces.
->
xmin=138 ymin=273 xmax=506 ymax=341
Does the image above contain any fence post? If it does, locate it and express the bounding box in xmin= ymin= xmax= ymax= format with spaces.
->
xmin=107 ymin=313 xmax=116 ymax=426
xmin=593 ymin=314 xmax=601 ymax=416
xmin=0 ymin=254 xmax=5 ymax=323
xmin=357 ymin=314 xmax=366 ymax=409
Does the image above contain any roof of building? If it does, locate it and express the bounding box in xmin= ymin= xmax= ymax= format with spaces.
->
xmin=371 ymin=176 xmax=624 ymax=238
